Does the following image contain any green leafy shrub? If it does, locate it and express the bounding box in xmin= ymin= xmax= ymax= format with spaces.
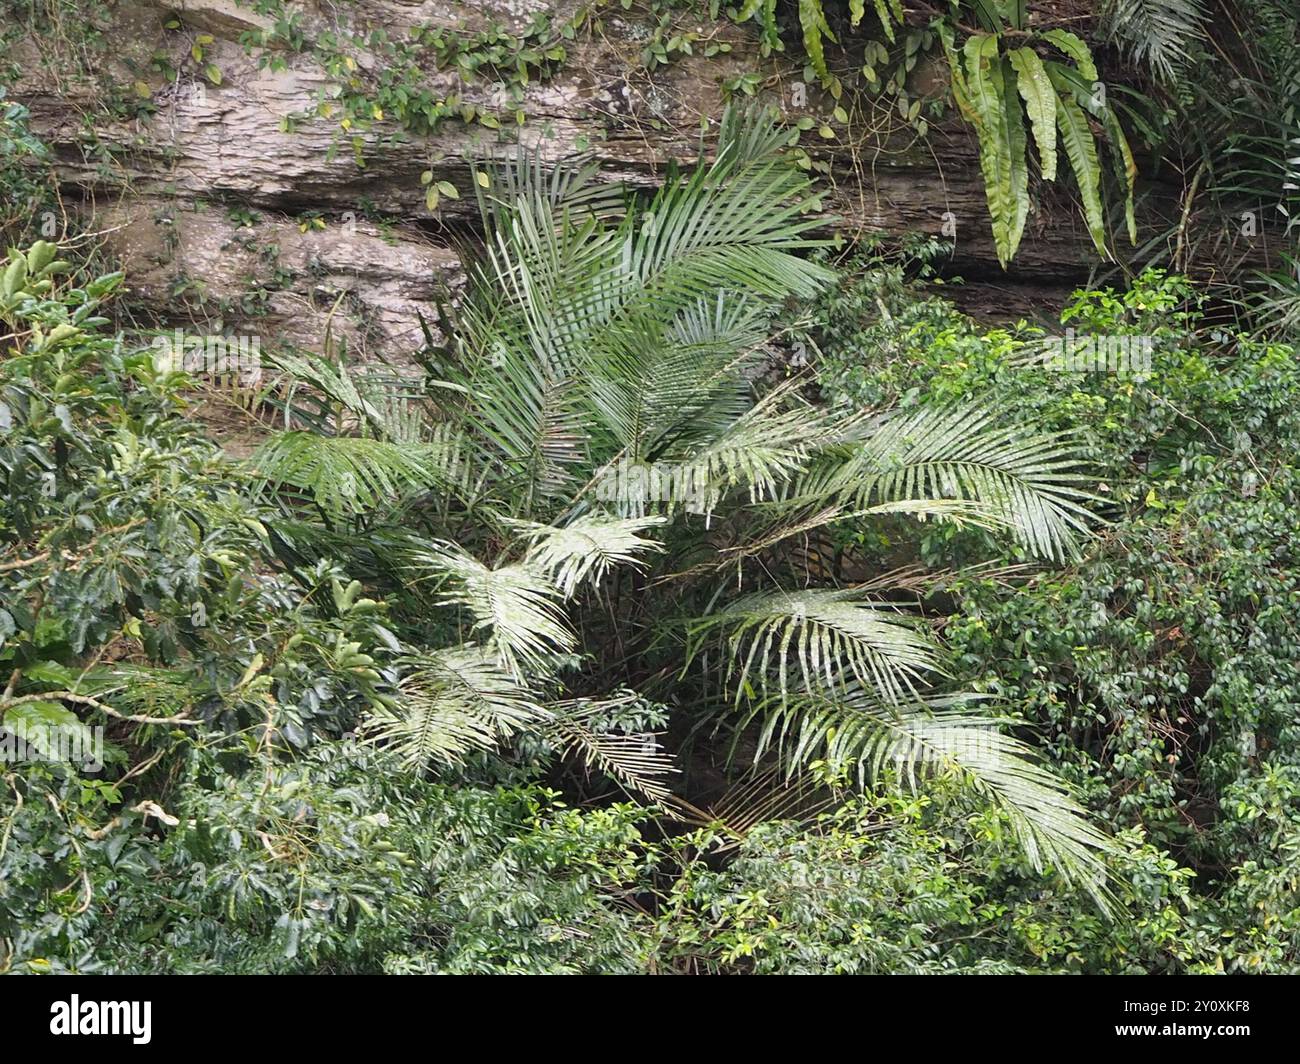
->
xmin=810 ymin=257 xmax=1300 ymax=971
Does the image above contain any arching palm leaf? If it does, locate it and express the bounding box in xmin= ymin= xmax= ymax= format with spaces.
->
xmin=752 ymin=687 xmax=1116 ymax=910
xmin=786 ymin=405 xmax=1098 ymax=560
xmin=545 ymin=694 xmax=679 ymax=803
xmin=252 ymin=432 xmax=456 ymax=518
xmin=689 ymin=587 xmax=945 ymax=708
xmin=515 ymin=513 xmax=666 ymax=599
xmin=404 ymin=543 xmax=576 ymax=678
xmin=362 ymin=646 xmax=548 ymax=770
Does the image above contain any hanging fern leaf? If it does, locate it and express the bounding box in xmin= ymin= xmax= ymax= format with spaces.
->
xmin=1041 ymin=28 xmax=1101 ymax=82
xmin=963 ymin=34 xmax=1026 ymax=266
xmin=1055 ymin=90 xmax=1110 ymax=259
xmin=1004 ymin=58 xmax=1031 ymax=260
xmin=938 ymin=21 xmax=975 ymax=121
xmin=798 ymin=0 xmax=836 ymax=80
xmin=1009 ymin=46 xmax=1058 ymax=181
xmin=734 ymin=7 xmax=1134 ymax=271
xmin=737 ymin=0 xmax=781 ymax=54
xmin=870 ymin=0 xmax=903 ymax=44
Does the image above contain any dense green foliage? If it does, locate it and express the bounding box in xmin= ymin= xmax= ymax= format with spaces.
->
xmin=7 ymin=220 xmax=1300 ymax=973
xmin=3 ymin=0 xmax=1300 ymax=977
xmin=0 ymin=115 xmax=1113 ymax=970
xmin=805 ymin=250 xmax=1300 ymax=970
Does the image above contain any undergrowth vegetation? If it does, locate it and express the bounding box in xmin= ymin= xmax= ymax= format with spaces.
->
xmin=2 ymin=1 xmax=1300 ymax=976
xmin=4 ymin=139 xmax=1300 ymax=970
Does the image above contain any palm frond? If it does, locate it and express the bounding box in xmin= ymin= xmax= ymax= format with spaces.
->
xmin=596 ymin=381 xmax=828 ymax=519
xmin=261 ymin=348 xmax=391 ymax=437
xmin=788 ymin=405 xmax=1098 ymax=560
xmin=671 ymin=764 xmax=839 ymax=848
xmin=630 ymin=110 xmax=836 ymax=304
xmin=754 ymin=687 xmax=1116 ymax=910
xmin=583 ymin=292 xmax=768 ymax=460
xmin=1103 ymin=0 xmax=1207 ymax=82
xmin=545 ymin=694 xmax=678 ymax=803
xmin=437 ymin=106 xmax=837 ymax=522
xmin=404 ymin=542 xmax=575 ymax=677
xmin=361 ymin=646 xmax=548 ymax=770
xmin=76 ymin=663 xmax=207 ymax=719
xmin=431 ymin=305 xmax=591 ymax=513
xmin=514 ymin=513 xmax=666 ymax=598
xmin=251 ymin=431 xmax=454 ymax=517
xmin=473 ymin=147 xmax=628 ymax=240
xmin=688 ymin=587 xmax=945 ymax=708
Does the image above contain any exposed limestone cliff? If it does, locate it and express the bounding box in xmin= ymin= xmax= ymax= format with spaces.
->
xmin=8 ymin=0 xmax=1178 ymax=356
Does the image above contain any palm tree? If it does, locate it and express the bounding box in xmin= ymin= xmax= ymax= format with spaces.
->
xmin=251 ymin=107 xmax=1114 ymax=906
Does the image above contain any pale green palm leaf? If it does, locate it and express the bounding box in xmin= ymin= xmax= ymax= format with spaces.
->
xmin=753 ymin=687 xmax=1116 ymax=910
xmin=515 ymin=513 xmax=666 ymax=599
xmin=362 ymin=645 xmax=548 ymax=771
xmin=405 ymin=543 xmax=576 ymax=677
xmin=689 ymin=587 xmax=945 ymax=708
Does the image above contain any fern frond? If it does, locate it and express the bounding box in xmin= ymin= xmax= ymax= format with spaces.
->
xmin=1009 ymin=46 xmax=1058 ymax=181
xmin=1103 ymin=106 xmax=1139 ymax=245
xmin=871 ymin=0 xmax=904 ymax=45
xmin=1041 ymin=29 xmax=1100 ymax=82
xmin=798 ymin=0 xmax=836 ymax=81
xmin=1054 ymin=88 xmax=1110 ymax=259
xmin=964 ymin=34 xmax=1027 ymax=266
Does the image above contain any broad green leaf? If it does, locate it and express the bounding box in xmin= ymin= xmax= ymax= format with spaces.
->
xmin=964 ymin=35 xmax=1025 ymax=266
xmin=22 ymin=660 xmax=77 ymax=685
xmin=1004 ymin=70 xmax=1029 ymax=260
xmin=999 ymin=0 xmax=1029 ymax=30
xmin=1055 ymin=92 xmax=1109 ymax=259
xmin=969 ymin=0 xmax=1002 ymax=30
xmin=1009 ymin=46 xmax=1057 ymax=181
xmin=1041 ymin=28 xmax=1099 ymax=82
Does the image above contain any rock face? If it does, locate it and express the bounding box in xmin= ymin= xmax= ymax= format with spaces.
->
xmin=10 ymin=0 xmax=1177 ymax=355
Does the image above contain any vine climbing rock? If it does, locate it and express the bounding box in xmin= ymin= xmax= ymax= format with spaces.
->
xmin=9 ymin=0 xmax=1181 ymax=355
